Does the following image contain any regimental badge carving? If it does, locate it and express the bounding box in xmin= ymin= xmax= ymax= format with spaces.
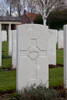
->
xmin=27 ymin=47 xmax=39 ymax=60
xmin=20 ymin=38 xmax=47 ymax=60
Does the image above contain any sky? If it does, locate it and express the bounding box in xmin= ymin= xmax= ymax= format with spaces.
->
xmin=0 ymin=0 xmax=20 ymax=16
xmin=0 ymin=0 xmax=27 ymax=16
xmin=0 ymin=0 xmax=5 ymax=4
xmin=0 ymin=0 xmax=8 ymax=8
xmin=0 ymin=0 xmax=3 ymax=3
xmin=0 ymin=0 xmax=9 ymax=16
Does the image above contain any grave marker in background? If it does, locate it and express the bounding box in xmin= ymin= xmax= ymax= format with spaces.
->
xmin=64 ymin=25 xmax=67 ymax=88
xmin=0 ymin=25 xmax=2 ymax=66
xmin=12 ymin=30 xmax=17 ymax=68
xmin=48 ymin=29 xmax=57 ymax=65
xmin=8 ymin=30 xmax=12 ymax=56
xmin=58 ymin=30 xmax=64 ymax=49
xmin=2 ymin=31 xmax=7 ymax=41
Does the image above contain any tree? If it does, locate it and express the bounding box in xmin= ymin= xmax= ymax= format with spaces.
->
xmin=20 ymin=0 xmax=26 ymax=15
xmin=34 ymin=15 xmax=43 ymax=24
xmin=23 ymin=0 xmax=47 ymax=25
xmin=5 ymin=0 xmax=16 ymax=16
xmin=21 ymin=0 xmax=59 ymax=25
xmin=5 ymin=0 xmax=22 ymax=16
xmin=26 ymin=0 xmax=37 ymax=13
xmin=0 ymin=0 xmax=8 ymax=16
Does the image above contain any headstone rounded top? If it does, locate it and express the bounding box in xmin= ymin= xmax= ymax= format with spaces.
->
xmin=17 ymin=24 xmax=48 ymax=30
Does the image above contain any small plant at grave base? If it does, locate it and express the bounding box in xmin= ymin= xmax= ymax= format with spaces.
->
xmin=10 ymin=85 xmax=59 ymax=100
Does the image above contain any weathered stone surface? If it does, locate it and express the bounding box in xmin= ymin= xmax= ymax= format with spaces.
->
xmin=0 ymin=31 xmax=2 ymax=66
xmin=16 ymin=24 xmax=49 ymax=91
xmin=48 ymin=29 xmax=57 ymax=65
xmin=64 ymin=25 xmax=67 ymax=89
xmin=2 ymin=31 xmax=7 ymax=41
xmin=58 ymin=30 xmax=64 ymax=49
xmin=12 ymin=30 xmax=17 ymax=68
xmin=8 ymin=30 xmax=12 ymax=56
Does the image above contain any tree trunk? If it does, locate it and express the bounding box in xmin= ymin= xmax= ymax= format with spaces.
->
xmin=17 ymin=0 xmax=21 ymax=16
xmin=10 ymin=3 xmax=12 ymax=16
xmin=43 ymin=15 xmax=46 ymax=26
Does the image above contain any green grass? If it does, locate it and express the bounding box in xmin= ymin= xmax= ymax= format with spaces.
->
xmin=2 ymin=42 xmax=64 ymax=67
xmin=2 ymin=42 xmax=8 ymax=56
xmin=49 ymin=67 xmax=64 ymax=87
xmin=56 ymin=49 xmax=64 ymax=65
xmin=0 ymin=70 xmax=16 ymax=91
xmin=0 ymin=41 xmax=15 ymax=91
xmin=50 ymin=49 xmax=64 ymax=87
xmin=0 ymin=42 xmax=64 ymax=91
xmin=0 ymin=67 xmax=64 ymax=91
xmin=2 ymin=42 xmax=12 ymax=68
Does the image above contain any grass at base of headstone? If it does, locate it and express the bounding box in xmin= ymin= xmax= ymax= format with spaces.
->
xmin=2 ymin=42 xmax=64 ymax=68
xmin=2 ymin=57 xmax=12 ymax=68
xmin=2 ymin=42 xmax=8 ymax=56
xmin=56 ymin=49 xmax=64 ymax=65
xmin=0 ymin=42 xmax=64 ymax=91
xmin=2 ymin=41 xmax=12 ymax=68
xmin=0 ymin=67 xmax=63 ymax=91
xmin=0 ymin=70 xmax=16 ymax=92
xmin=49 ymin=67 xmax=64 ymax=87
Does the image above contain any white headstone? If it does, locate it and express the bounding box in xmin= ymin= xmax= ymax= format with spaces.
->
xmin=58 ymin=30 xmax=64 ymax=49
xmin=64 ymin=25 xmax=67 ymax=88
xmin=16 ymin=24 xmax=49 ymax=91
xmin=2 ymin=31 xmax=7 ymax=41
xmin=0 ymin=31 xmax=2 ymax=66
xmin=8 ymin=30 xmax=12 ymax=56
xmin=56 ymin=31 xmax=58 ymax=44
xmin=12 ymin=30 xmax=17 ymax=68
xmin=41 ymin=26 xmax=57 ymax=65
xmin=48 ymin=29 xmax=57 ymax=65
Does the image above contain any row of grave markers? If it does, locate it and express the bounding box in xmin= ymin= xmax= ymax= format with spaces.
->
xmin=0 ymin=24 xmax=66 ymax=91
xmin=7 ymin=26 xmax=57 ymax=69
xmin=9 ymin=28 xmax=64 ymax=69
xmin=16 ymin=24 xmax=67 ymax=91
xmin=0 ymin=29 xmax=17 ymax=67
xmin=0 ymin=28 xmax=64 ymax=67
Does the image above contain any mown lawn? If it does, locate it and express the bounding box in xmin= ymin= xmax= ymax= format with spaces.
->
xmin=56 ymin=49 xmax=64 ymax=65
xmin=50 ymin=49 xmax=64 ymax=87
xmin=49 ymin=67 xmax=64 ymax=87
xmin=0 ymin=70 xmax=16 ymax=92
xmin=2 ymin=42 xmax=12 ymax=68
xmin=0 ymin=42 xmax=15 ymax=92
xmin=0 ymin=68 xmax=63 ymax=91
xmin=0 ymin=42 xmax=64 ymax=91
